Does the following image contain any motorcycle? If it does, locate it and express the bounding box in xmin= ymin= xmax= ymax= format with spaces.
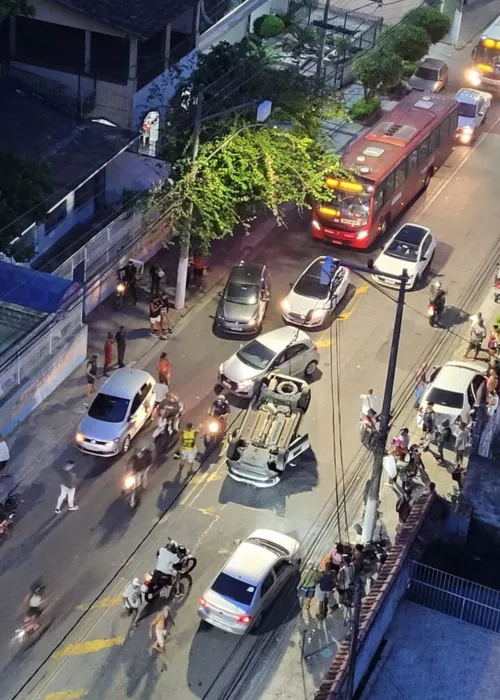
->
xmin=141 ymin=541 xmax=197 ymax=603
xmin=13 ymin=582 xmax=46 ymax=648
xmin=203 ymin=415 xmax=224 ymax=450
xmin=122 ymin=469 xmax=148 ymax=510
xmin=0 ymin=476 xmax=20 ymax=541
xmin=115 ymin=271 xmax=128 ymax=310
xmin=360 ymin=414 xmax=378 ymax=449
xmin=427 ymin=302 xmax=438 ymax=327
xmin=0 ymin=512 xmax=15 ymax=540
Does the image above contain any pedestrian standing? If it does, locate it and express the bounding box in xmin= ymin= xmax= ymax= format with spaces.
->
xmin=414 ymin=363 xmax=427 ymax=407
xmin=436 ymin=419 xmax=451 ymax=462
xmin=150 ymin=607 xmax=170 ymax=653
xmin=103 ymin=332 xmax=114 ymax=377
xmin=395 ymin=484 xmax=413 ymax=535
xmin=54 ymin=460 xmax=79 ymax=514
xmin=115 ymin=326 xmax=127 ymax=368
xmin=337 ymin=555 xmax=354 ymax=607
xmin=486 ymin=368 xmax=498 ymax=394
xmin=86 ymin=354 xmax=98 ymax=397
xmin=0 ymin=434 xmax=10 ymax=472
xmin=454 ymin=420 xmax=470 ymax=467
xmin=316 ymin=561 xmax=337 ymax=619
xmin=192 ymin=251 xmax=205 ymax=290
xmin=421 ymin=402 xmax=436 ymax=451
xmin=487 ymin=325 xmax=500 ymax=360
xmin=178 ymin=422 xmax=197 ymax=474
xmin=149 ymin=297 xmax=166 ymax=339
xmin=160 ymin=293 xmax=173 ymax=334
xmin=149 ymin=263 xmax=163 ymax=298
xmin=298 ymin=562 xmax=318 ymax=612
xmin=464 ymin=318 xmax=487 ymax=360
xmin=158 ymin=352 xmax=171 ymax=386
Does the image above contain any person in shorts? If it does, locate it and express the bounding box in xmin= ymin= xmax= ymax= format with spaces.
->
xmin=298 ymin=562 xmax=318 ymax=612
xmin=179 ymin=422 xmax=197 ymax=474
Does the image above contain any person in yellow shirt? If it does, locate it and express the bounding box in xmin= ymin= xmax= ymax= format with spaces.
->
xmin=178 ymin=422 xmax=197 ymax=474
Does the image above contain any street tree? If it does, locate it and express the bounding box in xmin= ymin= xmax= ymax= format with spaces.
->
xmin=404 ymin=6 xmax=451 ymax=44
xmin=388 ymin=23 xmax=431 ymax=63
xmin=149 ymin=125 xmax=349 ymax=253
xmin=353 ymin=49 xmax=403 ymax=100
xmin=0 ymin=0 xmax=34 ymax=19
xmin=0 ymin=151 xmax=52 ymax=259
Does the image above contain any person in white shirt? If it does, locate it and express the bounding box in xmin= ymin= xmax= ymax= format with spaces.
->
xmin=154 ymin=543 xmax=182 ymax=596
xmin=360 ymin=390 xmax=380 ymax=417
xmin=0 ymin=434 xmax=9 ymax=472
xmin=122 ymin=578 xmax=142 ymax=628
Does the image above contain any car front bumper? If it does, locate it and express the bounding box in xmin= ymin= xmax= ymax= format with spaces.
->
xmin=75 ymin=437 xmax=121 ymax=456
xmin=282 ymin=311 xmax=325 ymax=328
xmin=215 ymin=318 xmax=258 ymax=334
xmin=217 ymin=373 xmax=255 ymax=397
xmin=372 ymin=273 xmax=415 ymax=290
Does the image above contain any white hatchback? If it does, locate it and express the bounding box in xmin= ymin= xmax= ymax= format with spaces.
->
xmin=455 ymin=88 xmax=491 ymax=145
xmin=373 ymin=223 xmax=436 ymax=290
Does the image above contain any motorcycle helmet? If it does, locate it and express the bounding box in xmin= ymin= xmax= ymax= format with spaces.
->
xmin=164 ymin=392 xmax=180 ymax=411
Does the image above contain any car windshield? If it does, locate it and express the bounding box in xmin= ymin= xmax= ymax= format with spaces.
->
xmin=384 ymin=239 xmax=419 ymax=262
xmin=211 ymin=572 xmax=256 ymax=606
xmin=236 ymin=340 xmax=275 ymax=370
xmin=294 ymin=272 xmax=329 ymax=300
xmin=225 ymin=282 xmax=259 ymax=305
xmin=415 ymin=67 xmax=439 ymax=81
xmin=459 ymin=102 xmax=477 ymax=119
xmin=427 ymin=387 xmax=464 ymax=409
xmin=88 ymin=393 xmax=129 ymax=422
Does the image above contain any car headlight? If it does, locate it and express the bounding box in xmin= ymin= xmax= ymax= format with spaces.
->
xmin=281 ymin=298 xmax=291 ymax=313
xmin=309 ymin=308 xmax=327 ymax=322
xmin=219 ymin=363 xmax=224 ymax=375
xmin=105 ymin=439 xmax=119 ymax=448
xmin=462 ymin=125 xmax=473 ymax=133
xmin=356 ymin=229 xmax=369 ymax=240
xmin=466 ymin=69 xmax=481 ymax=87
xmin=75 ymin=432 xmax=85 ymax=443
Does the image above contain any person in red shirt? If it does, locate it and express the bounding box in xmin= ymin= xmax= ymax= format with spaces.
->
xmin=192 ymin=251 xmax=205 ymax=290
xmin=103 ymin=332 xmax=114 ymax=376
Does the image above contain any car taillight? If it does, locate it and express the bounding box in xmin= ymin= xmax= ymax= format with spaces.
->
xmin=235 ymin=614 xmax=252 ymax=624
xmin=199 ymin=597 xmax=210 ymax=609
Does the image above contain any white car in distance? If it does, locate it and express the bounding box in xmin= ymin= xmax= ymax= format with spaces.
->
xmin=281 ymin=256 xmax=350 ymax=328
xmin=455 ymin=88 xmax=491 ymax=145
xmin=372 ymin=223 xmax=436 ymax=290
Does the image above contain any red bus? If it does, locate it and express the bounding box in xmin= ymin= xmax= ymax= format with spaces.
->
xmin=312 ymin=92 xmax=459 ymax=249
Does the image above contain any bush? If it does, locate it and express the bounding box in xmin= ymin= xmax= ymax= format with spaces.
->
xmin=402 ymin=60 xmax=420 ymax=78
xmin=349 ymin=97 xmax=381 ymax=122
xmin=404 ymin=7 xmax=451 ymax=44
xmin=253 ymin=14 xmax=285 ymax=39
xmin=353 ymin=49 xmax=403 ymax=100
xmin=388 ymin=24 xmax=431 ymax=62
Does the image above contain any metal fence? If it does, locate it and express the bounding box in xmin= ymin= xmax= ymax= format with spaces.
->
xmin=0 ymin=304 xmax=84 ymax=402
xmin=406 ymin=560 xmax=500 ymax=634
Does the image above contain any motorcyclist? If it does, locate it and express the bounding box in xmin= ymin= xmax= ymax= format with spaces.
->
xmin=152 ymin=541 xmax=182 ymax=596
xmin=429 ymin=281 xmax=446 ymax=314
xmin=23 ymin=581 xmax=45 ymax=632
xmin=126 ymin=446 xmax=152 ymax=488
xmin=210 ymin=394 xmax=231 ymax=432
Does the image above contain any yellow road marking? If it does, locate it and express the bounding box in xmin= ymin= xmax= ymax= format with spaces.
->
xmin=195 ymin=506 xmax=216 ymax=516
xmin=354 ymin=283 xmax=369 ymax=296
xmin=53 ymin=637 xmax=124 ymax=660
xmin=207 ymin=472 xmax=223 ymax=482
xmin=45 ymin=691 xmax=87 ymax=700
xmin=76 ymin=596 xmax=122 ymax=611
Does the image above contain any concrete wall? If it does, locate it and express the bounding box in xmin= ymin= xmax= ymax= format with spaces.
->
xmin=0 ymin=324 xmax=88 ymax=435
xmin=105 ymin=151 xmax=170 ymax=204
xmin=36 ymin=195 xmax=95 ymax=257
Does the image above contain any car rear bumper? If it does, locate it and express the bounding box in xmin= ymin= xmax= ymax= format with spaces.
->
xmin=198 ymin=607 xmax=247 ymax=635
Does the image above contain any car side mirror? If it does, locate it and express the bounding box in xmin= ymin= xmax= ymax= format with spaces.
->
xmin=289 ymin=282 xmax=293 ymax=289
xmin=479 ymin=110 xmax=484 ymax=117
xmin=218 ymin=291 xmax=223 ymax=297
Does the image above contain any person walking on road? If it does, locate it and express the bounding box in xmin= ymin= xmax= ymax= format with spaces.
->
xmin=336 ymin=555 xmax=354 ymax=607
xmin=86 ymin=355 xmax=98 ymax=398
xmin=178 ymin=423 xmax=197 ymax=474
xmin=395 ymin=483 xmax=413 ymax=535
xmin=115 ymin=326 xmax=127 ymax=368
xmin=103 ymin=332 xmax=114 ymax=377
xmin=464 ymin=318 xmax=487 ymax=360
xmin=158 ymin=352 xmax=171 ymax=386
xmin=0 ymin=434 xmax=10 ymax=472
xmin=360 ymin=389 xmax=380 ymax=417
xmin=150 ymin=607 xmax=170 ymax=653
xmin=55 ymin=461 xmax=79 ymax=514
xmin=150 ymin=297 xmax=166 ymax=340
xmin=487 ymin=325 xmax=500 ymax=360
xmin=192 ymin=251 xmax=205 ymax=291
xmin=455 ymin=420 xmax=470 ymax=467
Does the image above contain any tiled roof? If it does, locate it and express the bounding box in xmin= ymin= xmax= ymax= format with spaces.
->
xmin=314 ymin=492 xmax=447 ymax=700
xmin=54 ymin=0 xmax=200 ymax=41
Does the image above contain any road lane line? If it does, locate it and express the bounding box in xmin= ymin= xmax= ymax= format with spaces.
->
xmin=52 ymin=636 xmax=124 ymax=660
xmin=76 ymin=596 xmax=123 ymax=611
xmin=45 ymin=691 xmax=87 ymax=700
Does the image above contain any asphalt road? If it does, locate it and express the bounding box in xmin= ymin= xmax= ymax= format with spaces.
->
xmin=4 ymin=93 xmax=500 ymax=700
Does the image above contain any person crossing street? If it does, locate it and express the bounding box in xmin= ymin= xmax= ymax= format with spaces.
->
xmin=55 ymin=461 xmax=79 ymax=514
xmin=178 ymin=423 xmax=197 ymax=475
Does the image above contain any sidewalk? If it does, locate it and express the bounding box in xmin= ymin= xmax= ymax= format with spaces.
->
xmin=5 ymin=208 xmax=284 ymax=491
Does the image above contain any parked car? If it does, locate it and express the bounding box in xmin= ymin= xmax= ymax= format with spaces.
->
xmin=417 ymin=361 xmax=485 ymax=436
xmin=281 ymin=256 xmax=350 ymax=328
xmin=198 ymin=528 xmax=300 ymax=634
xmin=372 ymin=223 xmax=436 ymax=290
xmin=455 ymin=87 xmax=491 ymax=144
xmin=218 ymin=326 xmax=319 ymax=398
xmin=408 ymin=58 xmax=448 ymax=93
xmin=75 ymin=368 xmax=156 ymax=456
xmin=215 ymin=262 xmax=271 ymax=334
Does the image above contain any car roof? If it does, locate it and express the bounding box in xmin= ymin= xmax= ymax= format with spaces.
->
xmin=229 ymin=262 xmax=265 ymax=285
xmin=222 ymin=541 xmax=277 ymax=587
xmin=257 ymin=326 xmax=311 ymax=352
xmin=100 ymin=368 xmax=153 ymax=399
xmin=393 ymin=223 xmax=430 ymax=246
xmin=432 ymin=362 xmax=483 ymax=393
xmin=455 ymin=88 xmax=484 ymax=105
xmin=419 ymin=57 xmax=447 ymax=70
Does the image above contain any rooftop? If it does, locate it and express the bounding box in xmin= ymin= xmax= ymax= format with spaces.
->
xmin=54 ymin=0 xmax=199 ymax=41
xmin=0 ymin=261 xmax=76 ymax=314
xmin=0 ymin=78 xmax=137 ymax=207
xmin=366 ymin=600 xmax=500 ymax=700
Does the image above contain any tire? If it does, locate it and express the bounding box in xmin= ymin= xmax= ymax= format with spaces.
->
xmin=423 ymin=170 xmax=432 ymax=190
xmin=174 ymin=574 xmax=193 ymax=603
xmin=128 ymin=490 xmax=136 ymax=510
xmin=114 ymin=294 xmax=124 ymax=311
xmin=276 ymin=379 xmax=299 ymax=397
xmin=379 ymin=218 xmax=388 ymax=235
xmin=122 ymin=435 xmax=131 ymax=453
xmin=182 ymin=556 xmax=197 ymax=575
xmin=199 ymin=620 xmax=212 ymax=631
xmin=252 ymin=611 xmax=263 ymax=630
xmin=297 ymin=387 xmax=311 ymax=412
xmin=429 ymin=315 xmax=435 ymax=327
xmin=304 ymin=360 xmax=317 ymax=377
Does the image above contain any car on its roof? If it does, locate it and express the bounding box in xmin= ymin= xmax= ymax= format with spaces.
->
xmin=282 ymin=256 xmax=350 ymax=328
xmin=75 ymin=368 xmax=156 ymax=456
xmin=214 ymin=261 xmax=271 ymax=335
xmin=417 ymin=361 xmax=485 ymax=435
xmin=198 ymin=528 xmax=300 ymax=635
xmin=373 ymin=223 xmax=436 ymax=290
xmin=218 ymin=326 xmax=319 ymax=397
xmin=408 ymin=57 xmax=449 ymax=93
xmin=455 ymin=88 xmax=491 ymax=144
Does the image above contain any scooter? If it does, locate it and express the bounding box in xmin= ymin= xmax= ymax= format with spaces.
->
xmin=359 ymin=414 xmax=378 ymax=449
xmin=115 ymin=271 xmax=127 ymax=310
xmin=203 ymin=415 xmax=224 ymax=450
xmin=122 ymin=469 xmax=148 ymax=510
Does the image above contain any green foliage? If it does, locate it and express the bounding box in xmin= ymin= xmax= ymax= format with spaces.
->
xmin=0 ymin=151 xmax=52 ymax=259
xmin=353 ymin=49 xmax=403 ymax=100
xmin=253 ymin=14 xmax=285 ymax=39
xmin=276 ymin=10 xmax=296 ymax=29
xmin=0 ymin=0 xmax=34 ymax=19
xmin=388 ymin=23 xmax=431 ymax=62
xmin=281 ymin=25 xmax=321 ymax=65
xmin=151 ymin=127 xmax=349 ymax=249
xmin=404 ymin=6 xmax=451 ymax=44
xmin=348 ymin=97 xmax=381 ymax=122
xmin=402 ymin=59 xmax=420 ymax=79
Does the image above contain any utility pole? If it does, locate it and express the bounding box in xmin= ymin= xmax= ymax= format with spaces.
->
xmin=175 ymin=90 xmax=204 ymax=311
xmin=345 ymin=574 xmax=364 ymax=700
xmin=450 ymin=0 xmax=464 ymax=49
xmin=315 ymin=0 xmax=331 ymax=94
xmin=361 ymin=268 xmax=408 ymax=544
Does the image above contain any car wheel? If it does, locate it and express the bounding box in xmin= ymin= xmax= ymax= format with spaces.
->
xmin=423 ymin=170 xmax=432 ymax=190
xmin=379 ymin=218 xmax=388 ymax=235
xmin=252 ymin=611 xmax=263 ymax=630
xmin=122 ymin=435 xmax=131 ymax=453
xmin=199 ymin=620 xmax=212 ymax=631
xmin=304 ymin=360 xmax=318 ymax=377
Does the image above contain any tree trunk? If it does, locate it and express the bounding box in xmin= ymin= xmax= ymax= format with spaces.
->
xmin=175 ymin=240 xmax=190 ymax=310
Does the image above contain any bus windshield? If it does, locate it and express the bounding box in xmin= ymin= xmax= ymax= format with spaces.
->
xmin=476 ymin=44 xmax=500 ymax=64
xmin=321 ymin=179 xmax=372 ymax=225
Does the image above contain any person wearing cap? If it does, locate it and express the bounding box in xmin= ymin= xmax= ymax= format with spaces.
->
xmin=54 ymin=460 xmax=79 ymax=515
xmin=123 ymin=577 xmax=143 ymax=629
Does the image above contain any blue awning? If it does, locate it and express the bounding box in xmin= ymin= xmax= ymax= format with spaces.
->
xmin=0 ymin=261 xmax=77 ymax=314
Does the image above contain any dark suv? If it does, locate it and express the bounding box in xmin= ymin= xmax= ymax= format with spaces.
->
xmin=215 ymin=262 xmax=271 ymax=334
